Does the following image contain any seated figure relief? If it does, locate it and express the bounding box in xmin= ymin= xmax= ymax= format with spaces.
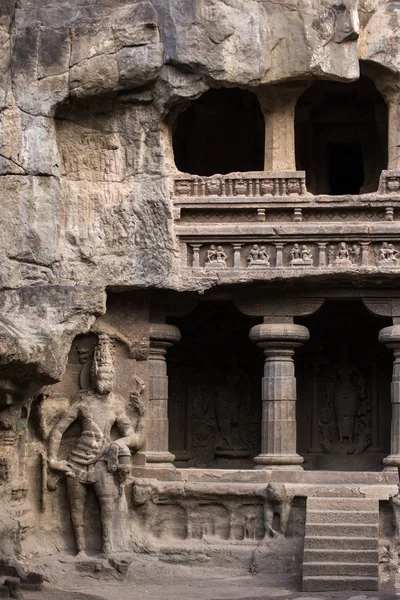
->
xmin=290 ymin=244 xmax=313 ymax=266
xmin=205 ymin=245 xmax=227 ymax=268
xmin=47 ymin=333 xmax=145 ymax=557
xmin=378 ymin=242 xmax=400 ymax=267
xmin=247 ymin=245 xmax=270 ymax=268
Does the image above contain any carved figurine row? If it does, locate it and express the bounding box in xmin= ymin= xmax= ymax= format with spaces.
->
xmin=133 ymin=482 xmax=294 ymax=542
xmin=195 ymin=242 xmax=400 ymax=269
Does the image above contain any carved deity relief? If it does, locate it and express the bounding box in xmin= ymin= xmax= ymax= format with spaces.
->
xmin=204 ymin=358 xmax=253 ymax=458
xmin=327 ymin=242 xmax=360 ymax=267
xmin=334 ymin=242 xmax=353 ymax=266
xmin=205 ymin=245 xmax=227 ymax=268
xmin=247 ymin=245 xmax=270 ymax=268
xmin=46 ymin=333 xmax=145 ymax=557
xmin=317 ymin=346 xmax=370 ymax=454
xmin=290 ymin=244 xmax=313 ymax=266
xmin=378 ymin=242 xmax=400 ymax=267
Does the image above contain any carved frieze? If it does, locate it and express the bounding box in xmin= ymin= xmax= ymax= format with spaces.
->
xmin=188 ymin=241 xmax=400 ymax=270
xmin=131 ymin=480 xmax=301 ymax=543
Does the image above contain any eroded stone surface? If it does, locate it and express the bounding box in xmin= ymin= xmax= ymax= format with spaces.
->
xmin=2 ymin=0 xmax=400 ymax=596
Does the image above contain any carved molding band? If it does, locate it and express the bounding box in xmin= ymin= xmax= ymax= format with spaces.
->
xmin=174 ymin=171 xmax=307 ymax=198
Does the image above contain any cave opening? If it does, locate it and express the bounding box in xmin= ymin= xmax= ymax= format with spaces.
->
xmin=295 ymin=77 xmax=388 ymax=195
xmin=172 ymin=88 xmax=265 ymax=176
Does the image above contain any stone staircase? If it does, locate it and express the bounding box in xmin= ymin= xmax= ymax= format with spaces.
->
xmin=302 ymin=496 xmax=380 ymax=592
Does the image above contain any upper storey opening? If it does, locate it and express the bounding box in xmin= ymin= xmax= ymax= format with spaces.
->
xmin=295 ymin=77 xmax=388 ymax=195
xmin=173 ymin=88 xmax=265 ymax=176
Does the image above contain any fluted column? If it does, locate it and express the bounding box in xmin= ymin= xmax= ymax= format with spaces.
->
xmin=145 ymin=323 xmax=181 ymax=467
xmin=379 ymin=325 xmax=400 ymax=468
xmin=249 ymin=323 xmax=309 ymax=469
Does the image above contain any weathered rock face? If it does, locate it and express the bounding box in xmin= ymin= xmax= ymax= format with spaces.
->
xmin=0 ymin=1 xmax=396 ymax=299
xmin=2 ymin=0 xmax=400 ymax=580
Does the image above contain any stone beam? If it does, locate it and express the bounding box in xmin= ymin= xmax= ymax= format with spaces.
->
xmin=234 ymin=296 xmax=324 ymax=322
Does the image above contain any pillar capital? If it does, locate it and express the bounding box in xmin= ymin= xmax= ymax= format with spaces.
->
xmin=256 ymin=83 xmax=309 ymax=172
xmin=256 ymin=83 xmax=309 ymax=112
xmin=150 ymin=323 xmax=181 ymax=348
xmin=249 ymin=323 xmax=310 ymax=350
xmin=379 ymin=325 xmax=400 ymax=349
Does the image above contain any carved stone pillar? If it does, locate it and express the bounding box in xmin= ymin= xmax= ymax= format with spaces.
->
xmin=372 ymin=79 xmax=400 ymax=171
xmin=145 ymin=323 xmax=181 ymax=467
xmin=387 ymin=93 xmax=400 ymax=170
xmin=379 ymin=325 xmax=400 ymax=468
xmin=249 ymin=323 xmax=310 ymax=469
xmin=258 ymin=84 xmax=307 ymax=172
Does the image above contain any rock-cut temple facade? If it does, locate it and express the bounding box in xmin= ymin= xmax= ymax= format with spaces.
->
xmin=2 ymin=0 xmax=400 ymax=593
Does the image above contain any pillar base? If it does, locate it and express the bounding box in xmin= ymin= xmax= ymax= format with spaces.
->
xmin=382 ymin=454 xmax=400 ymax=468
xmin=254 ymin=453 xmax=304 ymax=470
xmin=144 ymin=451 xmax=176 ymax=468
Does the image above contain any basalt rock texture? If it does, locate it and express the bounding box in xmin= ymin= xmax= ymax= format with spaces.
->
xmin=2 ymin=0 xmax=400 ymax=594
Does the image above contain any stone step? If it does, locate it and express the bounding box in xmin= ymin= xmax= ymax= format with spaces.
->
xmin=306 ymin=497 xmax=378 ymax=511
xmin=302 ymin=575 xmax=379 ymax=592
xmin=304 ymin=536 xmax=378 ymax=550
xmin=306 ymin=523 xmax=378 ymax=537
xmin=303 ymin=548 xmax=379 ymax=563
xmin=302 ymin=562 xmax=379 ymax=577
xmin=307 ymin=510 xmax=378 ymax=524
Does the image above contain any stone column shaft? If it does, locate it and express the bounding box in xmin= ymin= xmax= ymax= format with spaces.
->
xmin=379 ymin=326 xmax=400 ymax=467
xmin=388 ymin=97 xmax=400 ymax=170
xmin=250 ymin=323 xmax=309 ymax=469
xmin=258 ymin=85 xmax=307 ymax=172
xmin=146 ymin=323 xmax=181 ymax=467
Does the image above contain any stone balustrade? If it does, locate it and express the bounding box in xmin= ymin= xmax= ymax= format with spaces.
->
xmin=173 ymin=171 xmax=307 ymax=198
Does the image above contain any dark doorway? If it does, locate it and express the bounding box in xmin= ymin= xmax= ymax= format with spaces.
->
xmin=296 ymin=300 xmax=392 ymax=470
xmin=295 ymin=77 xmax=388 ymax=195
xmin=328 ymin=143 xmax=364 ymax=195
xmin=172 ymin=88 xmax=265 ymax=176
xmin=167 ymin=302 xmax=262 ymax=468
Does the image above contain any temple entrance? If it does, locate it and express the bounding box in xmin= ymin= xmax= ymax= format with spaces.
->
xmin=296 ymin=300 xmax=392 ymax=470
xmin=167 ymin=302 xmax=262 ymax=468
xmin=295 ymin=77 xmax=388 ymax=195
xmin=172 ymin=88 xmax=265 ymax=176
